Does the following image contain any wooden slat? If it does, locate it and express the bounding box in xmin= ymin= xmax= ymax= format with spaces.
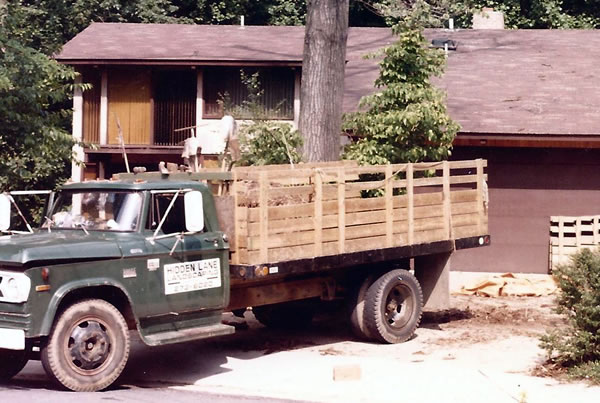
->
xmin=558 ymin=217 xmax=564 ymax=259
xmin=443 ymin=161 xmax=451 ymax=239
xmin=385 ymin=164 xmax=393 ymax=247
xmin=338 ymin=168 xmax=346 ymax=254
xmin=232 ymin=172 xmax=240 ymax=264
xmin=407 ymin=163 xmax=414 ymax=244
xmin=259 ymin=171 xmax=268 ymax=262
xmin=476 ymin=159 xmax=485 ymax=233
xmin=314 ymin=171 xmax=323 ymax=256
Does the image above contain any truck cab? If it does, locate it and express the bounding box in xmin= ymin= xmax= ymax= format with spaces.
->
xmin=0 ymin=179 xmax=232 ymax=391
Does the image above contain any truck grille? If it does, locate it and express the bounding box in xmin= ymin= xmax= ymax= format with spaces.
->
xmin=0 ymin=310 xmax=31 ymax=330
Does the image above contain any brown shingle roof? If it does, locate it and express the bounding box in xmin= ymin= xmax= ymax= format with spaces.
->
xmin=57 ymin=24 xmax=600 ymax=136
xmin=56 ymin=23 xmax=306 ymax=64
xmin=429 ymin=29 xmax=600 ymax=136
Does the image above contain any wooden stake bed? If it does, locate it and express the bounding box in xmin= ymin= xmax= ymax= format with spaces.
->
xmin=228 ymin=159 xmax=488 ymax=266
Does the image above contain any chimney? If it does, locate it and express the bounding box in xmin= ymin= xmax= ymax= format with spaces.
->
xmin=472 ymin=8 xmax=505 ymax=29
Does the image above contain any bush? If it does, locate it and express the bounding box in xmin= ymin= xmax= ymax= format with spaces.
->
xmin=540 ymin=248 xmax=600 ymax=383
xmin=236 ymin=121 xmax=303 ymax=167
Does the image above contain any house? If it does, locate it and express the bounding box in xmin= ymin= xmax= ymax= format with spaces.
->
xmin=57 ymin=24 xmax=600 ymax=275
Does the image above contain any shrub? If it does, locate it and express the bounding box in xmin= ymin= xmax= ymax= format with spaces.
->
xmin=236 ymin=121 xmax=303 ymax=166
xmin=540 ymin=248 xmax=600 ymax=383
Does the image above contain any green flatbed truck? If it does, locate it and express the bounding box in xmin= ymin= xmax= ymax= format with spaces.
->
xmin=0 ymin=160 xmax=490 ymax=391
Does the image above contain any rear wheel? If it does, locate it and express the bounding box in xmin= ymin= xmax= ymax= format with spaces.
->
xmin=0 ymin=346 xmax=29 ymax=381
xmin=253 ymin=299 xmax=317 ymax=329
xmin=364 ymin=269 xmax=423 ymax=344
xmin=41 ymin=299 xmax=130 ymax=392
xmin=348 ymin=274 xmax=376 ymax=340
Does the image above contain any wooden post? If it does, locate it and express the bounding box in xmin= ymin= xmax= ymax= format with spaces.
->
xmin=232 ymin=172 xmax=240 ymax=265
xmin=558 ymin=217 xmax=564 ymax=261
xmin=259 ymin=171 xmax=269 ymax=262
xmin=314 ymin=170 xmax=323 ymax=256
xmin=594 ymin=216 xmax=599 ymax=245
xmin=443 ymin=161 xmax=451 ymax=240
xmin=385 ymin=164 xmax=393 ymax=247
xmin=407 ymin=163 xmax=414 ymax=245
xmin=576 ymin=217 xmax=582 ymax=249
xmin=338 ymin=168 xmax=346 ymax=254
xmin=476 ymin=159 xmax=484 ymax=233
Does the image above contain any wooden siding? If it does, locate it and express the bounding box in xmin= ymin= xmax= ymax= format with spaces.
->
xmin=108 ymin=69 xmax=151 ymax=145
xmin=81 ymin=69 xmax=101 ymax=144
xmin=451 ymin=146 xmax=600 ymax=274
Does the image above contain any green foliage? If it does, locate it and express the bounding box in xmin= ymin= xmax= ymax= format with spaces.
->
xmin=364 ymin=0 xmax=600 ymax=29
xmin=343 ymin=22 xmax=459 ymax=165
xmin=540 ymin=248 xmax=600 ymax=383
xmin=0 ymin=5 xmax=78 ymax=192
xmin=467 ymin=0 xmax=599 ymax=29
xmin=267 ymin=0 xmax=306 ymax=25
xmin=8 ymin=0 xmax=180 ymax=55
xmin=225 ymin=70 xmax=302 ymax=166
xmin=365 ymin=0 xmax=465 ymax=27
xmin=237 ymin=122 xmax=303 ymax=166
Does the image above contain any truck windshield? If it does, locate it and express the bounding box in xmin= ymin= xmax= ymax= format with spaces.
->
xmin=44 ymin=191 xmax=143 ymax=232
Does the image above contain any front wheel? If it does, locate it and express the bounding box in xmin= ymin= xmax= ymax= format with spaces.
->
xmin=41 ymin=299 xmax=130 ymax=392
xmin=364 ymin=269 xmax=423 ymax=344
xmin=0 ymin=347 xmax=29 ymax=381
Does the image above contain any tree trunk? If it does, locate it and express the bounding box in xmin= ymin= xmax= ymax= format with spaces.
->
xmin=299 ymin=0 xmax=349 ymax=162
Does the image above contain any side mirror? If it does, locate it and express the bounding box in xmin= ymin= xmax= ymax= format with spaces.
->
xmin=184 ymin=191 xmax=204 ymax=232
xmin=0 ymin=194 xmax=11 ymax=231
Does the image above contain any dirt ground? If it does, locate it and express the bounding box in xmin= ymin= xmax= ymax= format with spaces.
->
xmin=223 ymin=293 xmax=567 ymax=357
xmin=15 ymin=292 xmax=598 ymax=402
xmin=422 ymin=294 xmax=566 ymax=348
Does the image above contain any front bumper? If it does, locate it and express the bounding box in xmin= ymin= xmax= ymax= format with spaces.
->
xmin=0 ymin=328 xmax=25 ymax=350
xmin=0 ymin=305 xmax=32 ymax=350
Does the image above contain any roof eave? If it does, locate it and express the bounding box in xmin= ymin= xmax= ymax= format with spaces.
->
xmin=55 ymin=58 xmax=303 ymax=67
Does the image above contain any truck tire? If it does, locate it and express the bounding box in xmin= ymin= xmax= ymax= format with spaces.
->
xmin=41 ymin=299 xmax=130 ymax=392
xmin=0 ymin=347 xmax=29 ymax=380
xmin=252 ymin=299 xmax=317 ymax=329
xmin=364 ymin=269 xmax=423 ymax=344
xmin=348 ymin=274 xmax=376 ymax=340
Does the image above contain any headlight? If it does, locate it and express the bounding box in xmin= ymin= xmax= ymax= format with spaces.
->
xmin=0 ymin=271 xmax=31 ymax=303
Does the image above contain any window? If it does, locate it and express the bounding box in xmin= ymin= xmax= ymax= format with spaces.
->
xmin=148 ymin=193 xmax=205 ymax=234
xmin=81 ymin=69 xmax=101 ymax=144
xmin=153 ymin=70 xmax=197 ymax=146
xmin=46 ymin=191 xmax=143 ymax=232
xmin=203 ymin=67 xmax=295 ymax=120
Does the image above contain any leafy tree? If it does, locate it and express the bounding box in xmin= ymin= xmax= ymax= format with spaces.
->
xmin=360 ymin=0 xmax=600 ymax=28
xmin=343 ymin=20 xmax=459 ymax=165
xmin=8 ymin=0 xmax=180 ymax=55
xmin=360 ymin=0 xmax=600 ymax=29
xmin=267 ymin=0 xmax=307 ymax=25
xmin=540 ymin=248 xmax=600 ymax=383
xmin=357 ymin=0 xmax=466 ymax=27
xmin=0 ymin=4 xmax=80 ymax=192
xmin=467 ymin=0 xmax=599 ymax=28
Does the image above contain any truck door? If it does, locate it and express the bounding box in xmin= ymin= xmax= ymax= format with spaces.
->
xmin=143 ymin=190 xmax=228 ymax=321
